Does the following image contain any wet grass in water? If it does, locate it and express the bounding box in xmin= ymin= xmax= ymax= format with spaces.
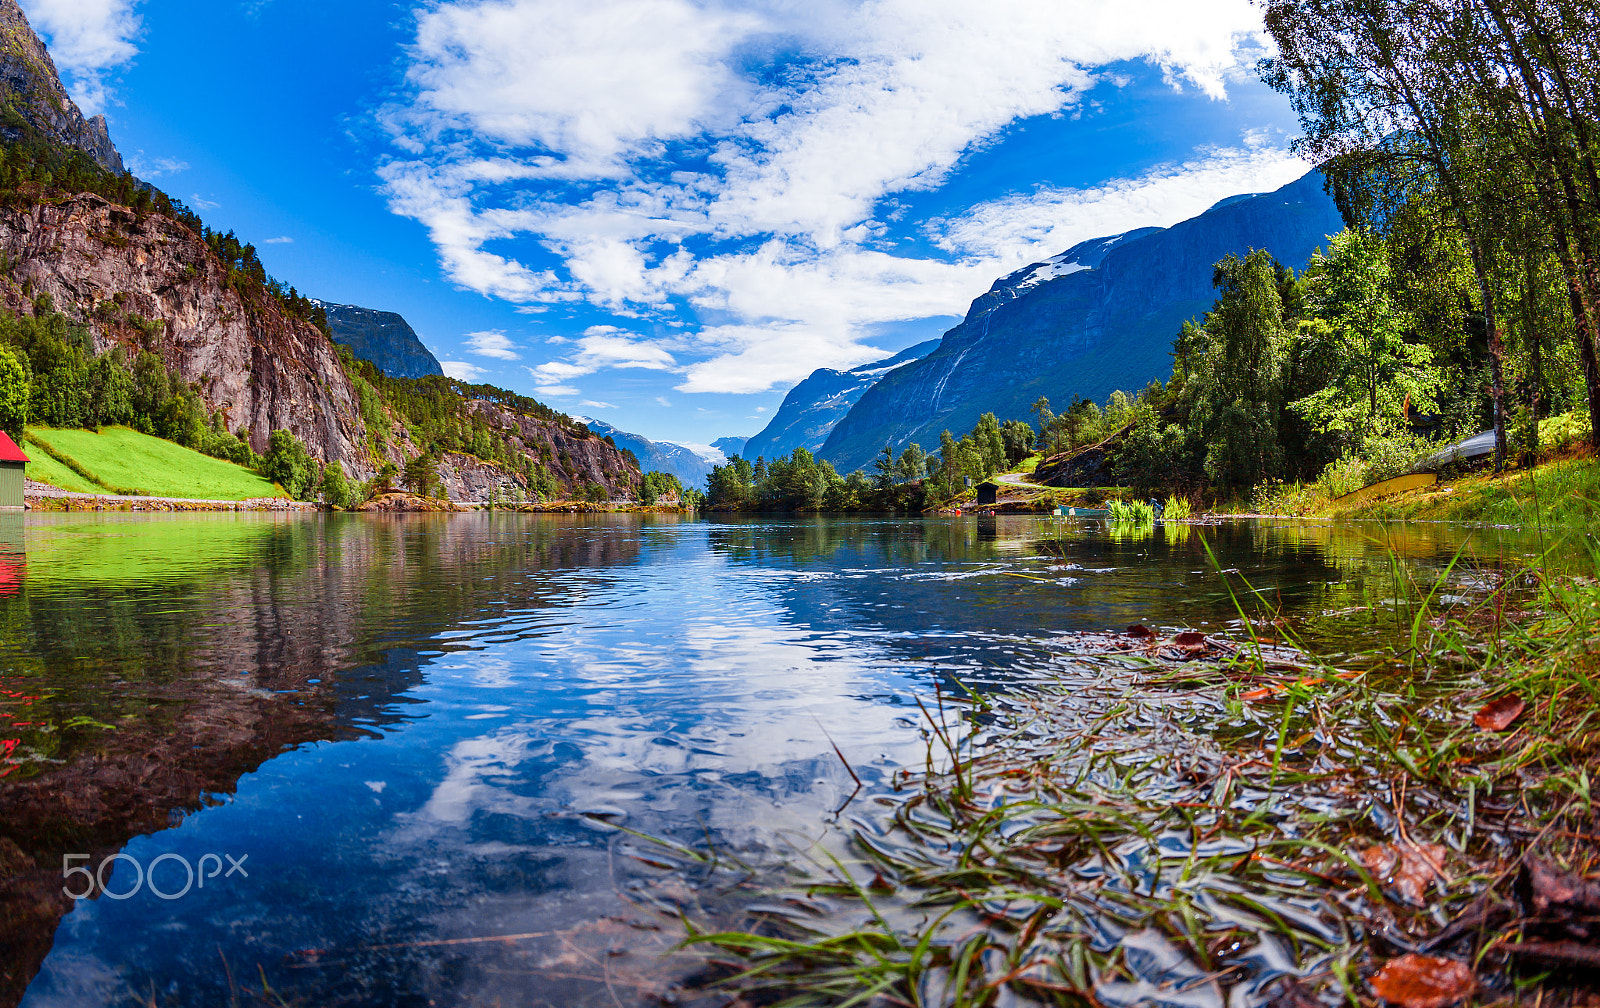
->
xmin=674 ymin=555 xmax=1600 ymax=1008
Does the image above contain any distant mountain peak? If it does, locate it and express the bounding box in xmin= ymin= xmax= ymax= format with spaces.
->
xmin=310 ymin=300 xmax=444 ymax=380
xmin=0 ymin=0 xmax=125 ymax=173
xmin=816 ymin=170 xmax=1345 ymax=472
xmin=741 ymin=339 xmax=941 ymax=462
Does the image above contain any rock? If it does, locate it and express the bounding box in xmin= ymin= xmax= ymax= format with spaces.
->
xmin=0 ymin=192 xmax=375 ymax=476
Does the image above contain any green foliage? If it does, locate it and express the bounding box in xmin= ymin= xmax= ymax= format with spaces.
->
xmin=402 ymin=451 xmax=441 ymax=499
xmin=703 ymin=448 xmax=928 ymax=513
xmin=260 ymin=429 xmax=318 ymax=501
xmin=638 ymin=470 xmax=683 ymax=505
xmin=1289 ymin=228 xmax=1442 ymax=443
xmin=0 ymin=342 xmax=28 ymax=439
xmin=320 ymin=462 xmax=359 ymax=509
xmin=1106 ymin=498 xmax=1156 ymax=523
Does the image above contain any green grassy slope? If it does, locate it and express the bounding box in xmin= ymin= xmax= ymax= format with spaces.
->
xmin=23 ymin=426 xmax=286 ymax=500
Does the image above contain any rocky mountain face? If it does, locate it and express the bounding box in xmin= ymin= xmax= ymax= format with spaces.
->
xmin=581 ymin=416 xmax=722 ymax=488
xmin=0 ymin=0 xmax=123 ymax=173
xmin=0 ymin=192 xmax=377 ymax=473
xmin=712 ymin=436 xmax=747 ymax=458
xmin=743 ymin=339 xmax=941 ymax=462
xmin=0 ymin=4 xmax=643 ymax=503
xmin=816 ymin=172 xmax=1346 ymax=473
xmin=311 ymin=299 xmax=443 ymax=380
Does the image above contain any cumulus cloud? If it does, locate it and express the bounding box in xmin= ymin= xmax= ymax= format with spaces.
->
xmin=465 ymin=329 xmax=521 ymax=359
xmin=441 ymin=360 xmax=488 ymax=380
xmin=19 ymin=0 xmax=141 ymax=116
xmin=383 ymin=0 xmax=1293 ymax=394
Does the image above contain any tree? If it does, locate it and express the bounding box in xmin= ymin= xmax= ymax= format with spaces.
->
xmin=321 ymin=462 xmax=358 ymax=509
xmin=260 ymin=430 xmax=318 ymax=501
xmin=1289 ymin=228 xmax=1443 ymax=440
xmin=0 ymin=343 xmax=28 ymax=440
xmin=404 ymin=451 xmax=440 ymax=499
xmin=1184 ymin=250 xmax=1289 ymax=492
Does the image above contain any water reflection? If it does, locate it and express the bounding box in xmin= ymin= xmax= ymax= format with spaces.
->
xmin=0 ymin=513 xmax=1572 ymax=1007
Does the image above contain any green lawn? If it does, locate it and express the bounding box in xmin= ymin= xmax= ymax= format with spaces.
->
xmin=24 ymin=426 xmax=286 ymax=500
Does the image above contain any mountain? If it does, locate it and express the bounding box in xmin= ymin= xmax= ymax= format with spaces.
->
xmin=742 ymin=340 xmax=941 ymax=462
xmin=712 ymin=436 xmax=748 ymax=458
xmin=311 ymin=300 xmax=443 ymax=380
xmin=0 ymin=2 xmax=122 ymax=173
xmin=816 ymin=172 xmax=1346 ymax=472
xmin=581 ymin=417 xmax=724 ymax=488
xmin=0 ymin=0 xmax=642 ymax=504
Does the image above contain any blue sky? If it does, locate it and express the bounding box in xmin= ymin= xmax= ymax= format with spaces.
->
xmin=22 ymin=0 xmax=1309 ymax=448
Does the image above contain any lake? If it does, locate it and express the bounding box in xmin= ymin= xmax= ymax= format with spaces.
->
xmin=0 ymin=512 xmax=1566 ymax=1007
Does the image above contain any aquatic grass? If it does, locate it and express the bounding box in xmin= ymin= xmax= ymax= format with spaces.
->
xmin=1106 ymin=499 xmax=1156 ymax=524
xmin=676 ymin=560 xmax=1600 ymax=1007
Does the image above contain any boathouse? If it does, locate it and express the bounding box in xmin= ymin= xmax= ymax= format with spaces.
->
xmin=975 ymin=480 xmax=1000 ymax=506
xmin=0 ymin=430 xmax=27 ymax=510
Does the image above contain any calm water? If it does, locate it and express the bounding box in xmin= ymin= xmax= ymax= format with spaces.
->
xmin=0 ymin=512 xmax=1570 ymax=1007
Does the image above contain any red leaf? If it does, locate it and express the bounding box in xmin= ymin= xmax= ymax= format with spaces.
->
xmin=1173 ymin=631 xmax=1206 ymax=647
xmin=1473 ymin=695 xmax=1525 ymax=732
xmin=1369 ymin=954 xmax=1475 ymax=1008
xmin=1126 ymin=624 xmax=1152 ymax=637
xmin=1359 ymin=842 xmax=1447 ymax=905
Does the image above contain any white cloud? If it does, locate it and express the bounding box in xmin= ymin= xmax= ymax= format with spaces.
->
xmin=465 ymin=329 xmax=521 ymax=359
xmin=579 ymin=399 xmax=617 ymax=409
xmin=126 ymin=152 xmax=187 ymax=178
xmin=190 ymin=193 xmax=220 ymax=210
xmin=441 ymin=360 xmax=488 ymax=380
xmin=928 ymin=145 xmax=1309 ymax=260
xmin=533 ymin=384 xmax=579 ymax=397
xmin=19 ymin=0 xmax=141 ymax=116
xmin=383 ymin=0 xmax=1292 ymax=395
xmin=261 ymin=235 xmax=294 ymax=245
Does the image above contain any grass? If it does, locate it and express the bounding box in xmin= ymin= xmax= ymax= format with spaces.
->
xmin=1345 ymin=453 xmax=1600 ymax=527
xmin=674 ymin=546 xmax=1600 ymax=1007
xmin=24 ymin=426 xmax=284 ymax=500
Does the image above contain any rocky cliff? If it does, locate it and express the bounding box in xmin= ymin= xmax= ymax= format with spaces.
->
xmin=817 ymin=172 xmax=1347 ymax=472
xmin=312 ymin=299 xmax=443 ymax=380
xmin=0 ymin=0 xmax=122 ymax=173
xmin=743 ymin=339 xmax=940 ymax=462
xmin=0 ymin=192 xmax=378 ymax=473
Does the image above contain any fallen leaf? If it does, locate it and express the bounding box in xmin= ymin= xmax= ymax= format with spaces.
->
xmin=1173 ymin=631 xmax=1206 ymax=647
xmin=1369 ymin=954 xmax=1475 ymax=1008
xmin=1472 ymin=695 xmax=1525 ymax=731
xmin=1359 ymin=842 xmax=1448 ymax=905
xmin=1240 ymin=686 xmax=1279 ymax=701
xmin=1126 ymin=624 xmax=1152 ymax=637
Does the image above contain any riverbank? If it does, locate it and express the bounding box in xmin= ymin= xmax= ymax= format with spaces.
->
xmin=681 ymin=546 xmax=1600 ymax=1007
xmin=24 ymin=481 xmax=314 ymax=512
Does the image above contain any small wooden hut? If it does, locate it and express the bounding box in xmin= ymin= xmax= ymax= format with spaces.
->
xmin=975 ymin=480 xmax=999 ymax=506
xmin=0 ymin=431 xmax=27 ymax=509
